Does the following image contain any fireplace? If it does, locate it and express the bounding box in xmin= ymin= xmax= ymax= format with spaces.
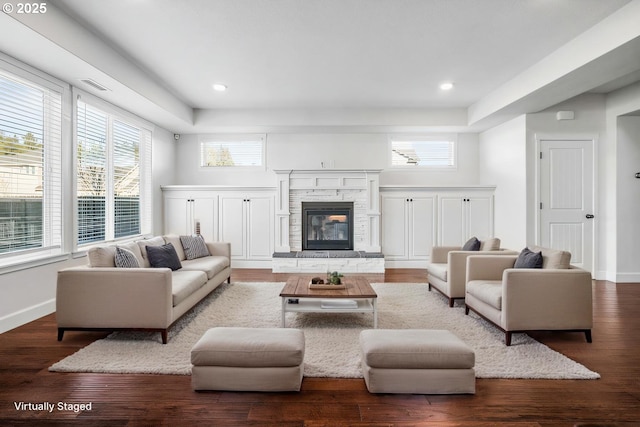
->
xmin=302 ymin=202 xmax=354 ymax=250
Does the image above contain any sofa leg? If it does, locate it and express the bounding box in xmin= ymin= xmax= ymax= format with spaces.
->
xmin=464 ymin=306 xmax=470 ymax=315
xmin=57 ymin=328 xmax=64 ymax=341
xmin=427 ymin=283 xmax=431 ymax=291
xmin=227 ymin=276 xmax=231 ymax=284
xmin=161 ymin=330 xmax=168 ymax=344
xmin=505 ymin=332 xmax=512 ymax=346
xmin=448 ymin=298 xmax=455 ymax=308
xmin=585 ymin=330 xmax=592 ymax=343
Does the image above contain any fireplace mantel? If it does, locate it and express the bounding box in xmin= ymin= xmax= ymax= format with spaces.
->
xmin=273 ymin=169 xmax=382 ymax=253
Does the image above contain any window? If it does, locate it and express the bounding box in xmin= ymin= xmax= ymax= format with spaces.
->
xmin=200 ymin=135 xmax=265 ymax=167
xmin=76 ymin=96 xmax=152 ymax=245
xmin=390 ymin=136 xmax=456 ymax=167
xmin=0 ymin=69 xmax=62 ymax=257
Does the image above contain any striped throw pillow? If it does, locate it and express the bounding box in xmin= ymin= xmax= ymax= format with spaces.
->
xmin=115 ymin=246 xmax=140 ymax=268
xmin=180 ymin=235 xmax=210 ymax=260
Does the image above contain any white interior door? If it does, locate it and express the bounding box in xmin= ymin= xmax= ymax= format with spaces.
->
xmin=539 ymin=139 xmax=594 ymax=272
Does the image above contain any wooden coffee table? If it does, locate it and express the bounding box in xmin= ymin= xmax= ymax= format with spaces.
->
xmin=279 ymin=275 xmax=378 ymax=328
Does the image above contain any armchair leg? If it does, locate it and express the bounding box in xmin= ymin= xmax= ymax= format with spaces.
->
xmin=161 ymin=330 xmax=168 ymax=344
xmin=57 ymin=328 xmax=64 ymax=341
xmin=585 ymin=330 xmax=592 ymax=343
xmin=505 ymin=332 xmax=512 ymax=346
xmin=427 ymin=283 xmax=431 ymax=291
xmin=448 ymin=298 xmax=455 ymax=308
xmin=464 ymin=305 xmax=470 ymax=315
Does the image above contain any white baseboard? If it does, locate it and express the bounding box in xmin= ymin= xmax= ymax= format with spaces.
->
xmin=384 ymin=259 xmax=429 ymax=269
xmin=615 ymin=272 xmax=640 ymax=283
xmin=0 ymin=298 xmax=55 ymax=334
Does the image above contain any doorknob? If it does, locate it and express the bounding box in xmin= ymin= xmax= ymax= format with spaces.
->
xmin=586 ymin=214 xmax=594 ymax=219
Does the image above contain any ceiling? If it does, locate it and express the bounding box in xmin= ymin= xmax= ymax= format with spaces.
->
xmin=2 ymin=0 xmax=640 ymax=132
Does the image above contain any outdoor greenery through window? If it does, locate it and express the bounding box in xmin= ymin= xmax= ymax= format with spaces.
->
xmin=76 ymin=98 xmax=151 ymax=245
xmin=391 ymin=137 xmax=456 ymax=167
xmin=200 ymin=137 xmax=264 ymax=167
xmin=0 ymin=69 xmax=62 ymax=256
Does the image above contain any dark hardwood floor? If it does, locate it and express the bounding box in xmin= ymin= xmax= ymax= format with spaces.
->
xmin=1 ymin=269 xmax=639 ymax=426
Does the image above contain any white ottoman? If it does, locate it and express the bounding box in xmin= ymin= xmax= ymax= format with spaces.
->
xmin=191 ymin=327 xmax=305 ymax=392
xmin=359 ymin=329 xmax=475 ymax=394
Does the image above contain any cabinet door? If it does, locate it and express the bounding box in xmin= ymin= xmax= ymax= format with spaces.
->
xmin=381 ymin=196 xmax=408 ymax=260
xmin=164 ymin=197 xmax=191 ymax=237
xmin=219 ymin=196 xmax=246 ymax=258
xmin=409 ymin=196 xmax=435 ymax=259
xmin=246 ymin=196 xmax=274 ymax=260
xmin=439 ymin=196 xmax=465 ymax=246
xmin=467 ymin=196 xmax=493 ymax=241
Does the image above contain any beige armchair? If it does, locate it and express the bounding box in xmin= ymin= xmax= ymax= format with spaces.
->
xmin=426 ymin=238 xmax=516 ymax=307
xmin=464 ymin=248 xmax=593 ymax=346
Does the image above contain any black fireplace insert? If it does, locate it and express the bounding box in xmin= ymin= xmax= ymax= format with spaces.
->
xmin=302 ymin=202 xmax=354 ymax=250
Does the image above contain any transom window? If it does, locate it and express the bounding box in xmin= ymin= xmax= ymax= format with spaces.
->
xmin=200 ymin=135 xmax=265 ymax=167
xmin=390 ymin=136 xmax=456 ymax=167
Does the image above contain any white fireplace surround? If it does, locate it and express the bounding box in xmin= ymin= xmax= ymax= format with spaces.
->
xmin=274 ymin=169 xmax=382 ymax=253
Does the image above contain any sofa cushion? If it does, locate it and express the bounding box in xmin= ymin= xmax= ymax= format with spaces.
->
xmin=480 ymin=238 xmax=501 ymax=251
xmin=529 ymin=245 xmax=571 ymax=269
xmin=466 ymin=280 xmax=503 ymax=310
xmin=427 ymin=263 xmax=448 ymax=282
xmin=462 ymin=237 xmax=481 ymax=251
xmin=163 ymin=235 xmax=186 ymax=261
xmin=172 ymin=270 xmax=208 ymax=306
xmin=147 ymin=243 xmax=182 ymax=271
xmin=87 ymin=241 xmax=144 ymax=268
xmin=181 ymin=256 xmax=230 ymax=279
xmin=137 ymin=236 xmax=166 ymax=267
xmin=514 ymin=247 xmax=543 ymax=269
xmin=180 ymin=235 xmax=210 ymax=260
xmin=115 ymin=246 xmax=140 ymax=268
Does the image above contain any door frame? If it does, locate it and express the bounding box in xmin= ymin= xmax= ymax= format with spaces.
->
xmin=534 ymin=133 xmax=598 ymax=275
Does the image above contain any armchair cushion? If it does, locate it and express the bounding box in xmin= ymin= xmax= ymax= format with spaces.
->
xmin=427 ymin=263 xmax=448 ymax=282
xmin=529 ymin=245 xmax=571 ymax=269
xmin=462 ymin=237 xmax=481 ymax=251
xmin=514 ymin=247 xmax=543 ymax=269
xmin=466 ymin=280 xmax=502 ymax=310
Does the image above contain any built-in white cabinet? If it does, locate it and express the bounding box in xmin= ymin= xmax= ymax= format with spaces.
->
xmin=219 ymin=193 xmax=274 ymax=263
xmin=438 ymin=192 xmax=494 ymax=246
xmin=163 ymin=192 xmax=217 ymax=242
xmin=162 ymin=186 xmax=275 ymax=267
xmin=381 ymin=193 xmax=436 ymax=267
xmin=380 ymin=186 xmax=495 ymax=267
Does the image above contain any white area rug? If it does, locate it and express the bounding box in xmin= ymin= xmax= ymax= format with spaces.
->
xmin=50 ymin=282 xmax=600 ymax=379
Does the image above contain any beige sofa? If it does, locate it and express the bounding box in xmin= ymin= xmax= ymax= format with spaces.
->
xmin=464 ymin=246 xmax=593 ymax=345
xmin=427 ymin=238 xmax=517 ymax=307
xmin=56 ymin=235 xmax=231 ymax=344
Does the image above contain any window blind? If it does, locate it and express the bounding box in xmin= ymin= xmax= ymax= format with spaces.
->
xmin=0 ymin=70 xmax=62 ymax=255
xmin=391 ymin=139 xmax=456 ymax=167
xmin=76 ymin=97 xmax=151 ymax=245
xmin=200 ymin=139 xmax=264 ymax=167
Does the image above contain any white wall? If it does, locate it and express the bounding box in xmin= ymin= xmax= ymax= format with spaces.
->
xmin=607 ymin=81 xmax=640 ymax=282
xmin=478 ymin=115 xmax=527 ymax=251
xmin=616 ymin=116 xmax=640 ymax=281
xmin=173 ymin=132 xmax=480 ymax=187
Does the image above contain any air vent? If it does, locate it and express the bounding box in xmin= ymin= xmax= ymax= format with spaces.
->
xmin=80 ymin=78 xmax=109 ymax=91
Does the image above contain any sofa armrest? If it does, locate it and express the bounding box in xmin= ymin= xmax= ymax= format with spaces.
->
xmin=502 ymin=268 xmax=593 ymax=330
xmin=56 ymin=267 xmax=173 ymax=329
xmin=430 ymin=246 xmax=461 ymax=263
xmin=206 ymin=242 xmax=231 ymax=259
xmin=466 ymin=255 xmax=518 ymax=282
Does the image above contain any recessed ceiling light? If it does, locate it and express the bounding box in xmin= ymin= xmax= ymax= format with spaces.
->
xmin=439 ymin=82 xmax=454 ymax=91
xmin=213 ymin=83 xmax=227 ymax=92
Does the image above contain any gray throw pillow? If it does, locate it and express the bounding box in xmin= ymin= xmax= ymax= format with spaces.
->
xmin=180 ymin=235 xmax=210 ymax=260
xmin=514 ymin=247 xmax=543 ymax=269
xmin=462 ymin=237 xmax=481 ymax=251
xmin=115 ymin=246 xmax=140 ymax=268
xmin=146 ymin=243 xmax=182 ymax=271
